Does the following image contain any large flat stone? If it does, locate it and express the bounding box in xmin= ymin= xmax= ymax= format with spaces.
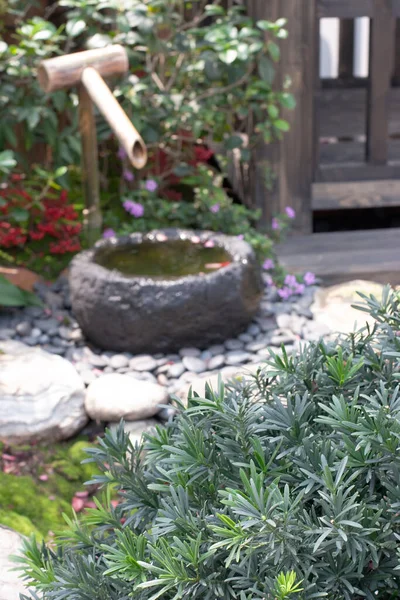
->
xmin=0 ymin=527 xmax=26 ymax=600
xmin=85 ymin=373 xmax=169 ymax=421
xmin=0 ymin=341 xmax=87 ymax=443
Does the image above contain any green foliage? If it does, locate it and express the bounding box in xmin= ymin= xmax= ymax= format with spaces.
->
xmin=0 ymin=1 xmax=293 ymax=204
xmin=17 ymin=287 xmax=400 ymax=598
xmin=0 ymin=274 xmax=41 ymax=307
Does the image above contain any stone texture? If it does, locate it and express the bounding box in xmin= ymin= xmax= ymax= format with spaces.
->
xmin=182 ymin=356 xmax=207 ymax=373
xmin=0 ymin=527 xmax=26 ymax=600
xmin=69 ymin=229 xmax=263 ymax=354
xmin=0 ymin=341 xmax=87 ymax=443
xmin=108 ymin=419 xmax=159 ymax=446
xmin=311 ymin=280 xmax=383 ymax=335
xmin=85 ymin=373 xmax=168 ymax=421
xmin=129 ymin=355 xmax=158 ymax=372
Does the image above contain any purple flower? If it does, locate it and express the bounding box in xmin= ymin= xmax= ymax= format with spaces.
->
xmin=123 ymin=200 xmax=144 ymax=218
xmin=304 ymin=271 xmax=316 ymax=286
xmin=277 ymin=286 xmax=293 ymax=300
xmin=237 ymin=234 xmax=244 ymax=240
xmin=210 ymin=203 xmax=220 ymax=214
xmin=294 ymin=283 xmax=305 ymax=295
xmin=102 ymin=228 xmax=116 ymax=239
xmin=284 ymin=274 xmax=297 ymax=287
xmin=145 ymin=179 xmax=158 ymax=192
xmin=262 ymin=258 xmax=274 ymax=270
xmin=285 ymin=206 xmax=296 ymax=219
xmin=272 ymin=218 xmax=280 ymax=231
xmin=117 ymin=147 xmax=127 ymax=160
xmin=123 ymin=169 xmax=135 ymax=182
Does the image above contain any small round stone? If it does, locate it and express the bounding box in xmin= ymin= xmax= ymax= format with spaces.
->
xmin=109 ymin=354 xmax=129 ymax=369
xmin=208 ymin=354 xmax=225 ymax=370
xmin=225 ymin=351 xmax=251 ymax=365
xmin=238 ymin=332 xmax=253 ymax=343
xmin=180 ymin=347 xmax=202 ymax=358
xmin=168 ymin=362 xmax=186 ymax=378
xmin=224 ymin=338 xmax=244 ymax=351
xmin=15 ymin=321 xmax=32 ymax=337
xmin=208 ymin=344 xmax=225 ymax=356
xmin=30 ymin=327 xmax=42 ymax=339
xmin=245 ymin=340 xmax=269 ymax=353
xmin=129 ymin=355 xmax=158 ymax=372
xmin=247 ymin=323 xmax=261 ymax=337
xmin=88 ymin=353 xmax=109 ymax=368
xmin=182 ymin=356 xmax=207 ymax=373
xmin=39 ymin=334 xmax=50 ymax=344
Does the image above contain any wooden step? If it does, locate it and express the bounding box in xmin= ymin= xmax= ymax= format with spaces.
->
xmin=276 ymin=227 xmax=400 ymax=285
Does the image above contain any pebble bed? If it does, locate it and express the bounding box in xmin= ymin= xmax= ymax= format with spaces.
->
xmin=0 ymin=275 xmax=328 ymax=394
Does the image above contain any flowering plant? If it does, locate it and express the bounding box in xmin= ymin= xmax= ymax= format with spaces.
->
xmin=0 ymin=167 xmax=81 ymax=276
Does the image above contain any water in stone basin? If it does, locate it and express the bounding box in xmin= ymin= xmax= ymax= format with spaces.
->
xmin=94 ymin=239 xmax=232 ymax=279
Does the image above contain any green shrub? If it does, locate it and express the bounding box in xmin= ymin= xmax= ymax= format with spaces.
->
xmin=19 ymin=290 xmax=400 ymax=599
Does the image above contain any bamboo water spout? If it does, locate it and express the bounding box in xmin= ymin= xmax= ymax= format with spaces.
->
xmin=37 ymin=45 xmax=147 ymax=245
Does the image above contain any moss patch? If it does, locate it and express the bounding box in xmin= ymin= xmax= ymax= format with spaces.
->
xmin=0 ymin=437 xmax=102 ymax=540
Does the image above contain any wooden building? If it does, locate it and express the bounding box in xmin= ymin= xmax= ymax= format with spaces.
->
xmin=243 ymin=0 xmax=400 ymax=283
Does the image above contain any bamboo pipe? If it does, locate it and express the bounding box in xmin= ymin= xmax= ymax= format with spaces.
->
xmin=38 ymin=45 xmax=128 ymax=93
xmin=81 ymin=66 xmax=147 ymax=169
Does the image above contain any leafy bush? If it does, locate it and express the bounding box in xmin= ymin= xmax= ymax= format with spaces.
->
xmin=0 ymin=274 xmax=41 ymax=307
xmin=1 ymin=0 xmax=293 ymax=207
xmin=17 ymin=286 xmax=400 ymax=599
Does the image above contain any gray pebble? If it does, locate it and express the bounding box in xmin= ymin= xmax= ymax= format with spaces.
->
xmin=103 ymin=366 xmax=114 ymax=374
xmin=88 ymin=353 xmax=109 ymax=368
xmin=129 ymin=355 xmax=158 ymax=371
xmin=180 ymin=347 xmax=201 ymax=358
xmin=24 ymin=306 xmax=43 ymax=318
xmin=58 ymin=326 xmax=74 ymax=341
xmin=15 ymin=321 xmax=32 ymax=337
xmin=208 ymin=344 xmax=226 ymax=356
xmin=208 ymin=354 xmax=225 ymax=370
xmin=201 ymin=350 xmax=213 ymax=361
xmin=257 ymin=318 xmax=276 ymax=332
xmin=247 ymin=324 xmax=261 ymax=337
xmin=24 ymin=337 xmax=39 ymax=347
xmin=224 ymin=338 xmax=244 ymax=351
xmin=39 ymin=334 xmax=50 ymax=344
xmin=182 ymin=356 xmax=207 ymax=373
xmin=157 ymin=373 xmax=169 ymax=386
xmin=225 ymin=351 xmax=251 ymax=365
xmin=245 ymin=340 xmax=269 ymax=353
xmin=156 ymin=363 xmax=171 ymax=375
xmin=0 ymin=328 xmax=16 ymax=340
xmin=52 ymin=336 xmax=68 ymax=348
xmin=168 ymin=362 xmax=186 ymax=378
xmin=44 ymin=345 xmax=65 ymax=356
xmin=30 ymin=327 xmax=42 ymax=339
xmin=110 ymin=354 xmax=129 ymax=369
xmin=238 ymin=333 xmax=253 ymax=343
xmin=35 ymin=318 xmax=59 ymax=333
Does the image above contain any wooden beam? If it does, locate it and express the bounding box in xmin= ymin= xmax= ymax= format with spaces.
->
xmin=277 ymin=227 xmax=400 ymax=285
xmin=312 ymin=180 xmax=400 ymax=210
xmin=317 ymin=0 xmax=374 ymax=18
xmin=319 ymin=140 xmax=400 ymax=165
xmin=317 ymin=162 xmax=400 ymax=182
xmin=367 ymin=0 xmax=396 ymax=164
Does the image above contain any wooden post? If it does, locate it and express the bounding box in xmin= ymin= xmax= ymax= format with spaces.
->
xmin=246 ymin=0 xmax=317 ymax=234
xmin=367 ymin=0 xmax=395 ymax=164
xmin=79 ymin=85 xmax=102 ymax=246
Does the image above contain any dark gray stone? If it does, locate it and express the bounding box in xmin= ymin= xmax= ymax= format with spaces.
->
xmin=15 ymin=322 xmax=32 ymax=337
xmin=69 ymin=229 xmax=263 ymax=354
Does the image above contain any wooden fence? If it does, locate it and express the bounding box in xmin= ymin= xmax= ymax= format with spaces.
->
xmin=243 ymin=0 xmax=400 ymax=233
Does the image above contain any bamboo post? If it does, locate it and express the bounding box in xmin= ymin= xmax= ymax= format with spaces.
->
xmin=37 ymin=45 xmax=147 ymax=245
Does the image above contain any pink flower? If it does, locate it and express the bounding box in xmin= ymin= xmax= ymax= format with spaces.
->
xmin=278 ymin=287 xmax=293 ymax=300
xmin=284 ymin=274 xmax=297 ymax=287
xmin=304 ymin=271 xmax=316 ymax=286
xmin=210 ymin=203 xmax=220 ymax=213
xmin=272 ymin=218 xmax=280 ymax=230
xmin=39 ymin=474 xmax=48 ymax=482
xmin=262 ymin=258 xmax=274 ymax=270
xmin=123 ymin=200 xmax=144 ymax=218
xmin=123 ymin=169 xmax=135 ymax=182
xmin=103 ymin=228 xmax=116 ymax=239
xmin=205 ymin=240 xmax=215 ymax=248
xmin=294 ymin=283 xmax=305 ymax=295
xmin=237 ymin=234 xmax=244 ymax=240
xmin=264 ymin=274 xmax=273 ymax=286
xmin=285 ymin=206 xmax=296 ymax=219
xmin=145 ymin=179 xmax=158 ymax=192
